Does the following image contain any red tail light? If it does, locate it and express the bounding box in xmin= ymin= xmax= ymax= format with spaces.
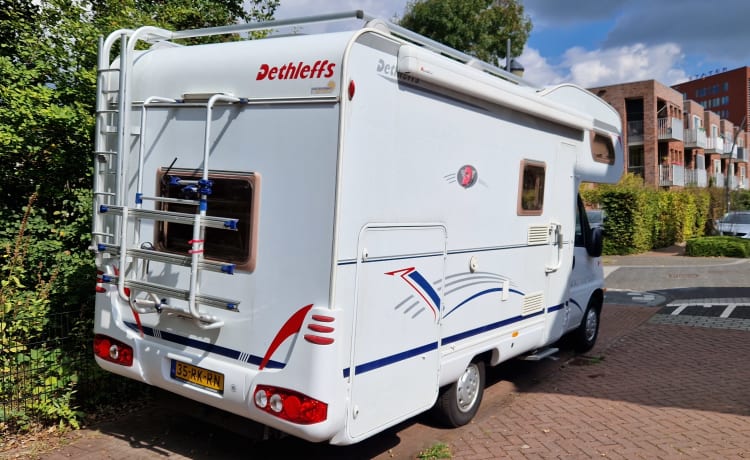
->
xmin=93 ymin=334 xmax=133 ymax=366
xmin=253 ymin=385 xmax=327 ymax=424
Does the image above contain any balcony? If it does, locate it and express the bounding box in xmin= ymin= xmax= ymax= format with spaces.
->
xmin=721 ymin=143 xmax=739 ymax=161
xmin=684 ymin=127 xmax=707 ymax=148
xmin=659 ymin=164 xmax=685 ymax=187
xmin=684 ymin=168 xmax=708 ymax=187
xmin=627 ymin=120 xmax=643 ymax=144
xmin=658 ymin=117 xmax=683 ymax=142
xmin=705 ymin=136 xmax=724 ymax=153
xmin=711 ymin=172 xmax=725 ymax=187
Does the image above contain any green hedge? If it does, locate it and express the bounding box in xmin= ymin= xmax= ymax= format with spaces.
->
xmin=686 ymin=236 xmax=750 ymax=257
xmin=581 ymin=174 xmax=712 ymax=255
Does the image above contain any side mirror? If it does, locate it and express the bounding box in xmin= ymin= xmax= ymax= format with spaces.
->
xmin=586 ymin=226 xmax=603 ymax=257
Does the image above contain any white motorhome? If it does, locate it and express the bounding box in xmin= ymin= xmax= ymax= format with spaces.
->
xmin=91 ymin=11 xmax=623 ymax=445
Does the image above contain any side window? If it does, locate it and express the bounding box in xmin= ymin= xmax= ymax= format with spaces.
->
xmin=518 ymin=160 xmax=545 ymax=215
xmin=155 ymin=168 xmax=260 ymax=272
xmin=591 ymin=132 xmax=615 ymax=165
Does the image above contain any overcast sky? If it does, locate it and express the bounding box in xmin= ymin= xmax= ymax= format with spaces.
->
xmin=273 ymin=0 xmax=750 ymax=88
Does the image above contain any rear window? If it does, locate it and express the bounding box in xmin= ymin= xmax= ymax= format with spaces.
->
xmin=591 ymin=132 xmax=616 ymax=165
xmin=155 ymin=168 xmax=260 ymax=272
xmin=724 ymin=212 xmax=750 ymax=224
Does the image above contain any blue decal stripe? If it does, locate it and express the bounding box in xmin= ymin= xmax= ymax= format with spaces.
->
xmin=568 ymin=298 xmax=583 ymax=312
xmin=442 ymin=310 xmax=545 ymax=345
xmin=344 ymin=308 xmax=551 ymax=378
xmin=343 ymin=342 xmax=438 ymax=378
xmin=443 ymin=287 xmax=524 ymax=318
xmin=123 ymin=321 xmax=285 ymax=369
xmin=407 ymin=270 xmax=441 ymax=308
xmin=548 ymin=303 xmax=565 ymax=312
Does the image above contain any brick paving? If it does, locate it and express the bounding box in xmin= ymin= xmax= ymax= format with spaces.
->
xmin=440 ymin=307 xmax=750 ymax=459
xmin=4 ymin=305 xmax=750 ymax=459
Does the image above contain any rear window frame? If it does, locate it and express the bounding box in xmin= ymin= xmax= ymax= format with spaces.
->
xmin=154 ymin=168 xmax=260 ymax=273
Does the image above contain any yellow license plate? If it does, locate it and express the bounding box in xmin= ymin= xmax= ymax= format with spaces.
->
xmin=171 ymin=360 xmax=224 ymax=393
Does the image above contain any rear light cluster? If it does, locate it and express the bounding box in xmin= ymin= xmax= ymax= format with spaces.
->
xmin=93 ymin=334 xmax=133 ymax=367
xmin=254 ymin=385 xmax=327 ymax=424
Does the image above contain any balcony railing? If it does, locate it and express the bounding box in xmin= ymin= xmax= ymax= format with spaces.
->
xmin=658 ymin=117 xmax=684 ymax=141
xmin=684 ymin=168 xmax=708 ymax=187
xmin=711 ymin=172 xmax=725 ymax=187
xmin=723 ymin=141 xmax=738 ymax=159
xmin=627 ymin=120 xmax=644 ymax=144
xmin=659 ymin=164 xmax=685 ymax=187
xmin=684 ymin=127 xmax=707 ymax=148
xmin=705 ymin=136 xmax=724 ymax=153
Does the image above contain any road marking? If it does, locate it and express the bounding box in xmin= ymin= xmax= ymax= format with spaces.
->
xmin=671 ymin=304 xmax=689 ymax=315
xmin=720 ymin=304 xmax=736 ymax=318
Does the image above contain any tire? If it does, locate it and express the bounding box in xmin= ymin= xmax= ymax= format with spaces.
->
xmin=573 ymin=298 xmax=601 ymax=353
xmin=434 ymin=359 xmax=485 ymax=427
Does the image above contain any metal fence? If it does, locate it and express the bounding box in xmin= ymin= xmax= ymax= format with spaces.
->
xmin=1 ymin=306 xmax=140 ymax=427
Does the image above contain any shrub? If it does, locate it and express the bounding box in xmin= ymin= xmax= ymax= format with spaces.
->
xmin=685 ymin=236 xmax=750 ymax=258
xmin=0 ymin=195 xmax=83 ymax=430
xmin=583 ymin=174 xmax=712 ymax=255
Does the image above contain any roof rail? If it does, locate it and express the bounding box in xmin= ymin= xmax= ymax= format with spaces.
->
xmin=125 ymin=10 xmax=532 ymax=87
xmin=359 ymin=15 xmax=533 ymax=87
xmin=141 ymin=10 xmax=368 ymax=43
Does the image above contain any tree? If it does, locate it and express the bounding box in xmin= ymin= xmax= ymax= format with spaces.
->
xmin=399 ymin=0 xmax=532 ymax=66
xmin=0 ymin=0 xmax=280 ymax=293
xmin=0 ymin=0 xmax=279 ymax=429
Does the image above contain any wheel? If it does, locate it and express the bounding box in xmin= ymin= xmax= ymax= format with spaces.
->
xmin=434 ymin=359 xmax=485 ymax=427
xmin=573 ymin=298 xmax=601 ymax=353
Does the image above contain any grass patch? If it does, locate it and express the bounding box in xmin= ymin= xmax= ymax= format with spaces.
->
xmin=417 ymin=442 xmax=452 ymax=459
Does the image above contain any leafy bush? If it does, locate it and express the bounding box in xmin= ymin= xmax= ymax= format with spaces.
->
xmin=685 ymin=236 xmax=750 ymax=258
xmin=582 ymin=174 xmax=712 ymax=255
xmin=1 ymin=195 xmax=83 ymax=430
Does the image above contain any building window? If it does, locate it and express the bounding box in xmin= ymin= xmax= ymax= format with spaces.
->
xmin=156 ymin=168 xmax=260 ymax=272
xmin=628 ymin=146 xmax=644 ymax=178
xmin=696 ymin=154 xmax=705 ymax=170
xmin=518 ymin=161 xmax=545 ymax=215
xmin=723 ymin=82 xmax=729 ymax=92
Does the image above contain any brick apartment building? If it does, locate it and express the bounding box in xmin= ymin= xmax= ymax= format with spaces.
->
xmin=672 ymin=66 xmax=750 ymax=133
xmin=588 ymin=76 xmax=748 ymax=190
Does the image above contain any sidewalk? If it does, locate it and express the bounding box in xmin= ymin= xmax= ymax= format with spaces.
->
xmin=603 ymin=244 xmax=750 ymax=294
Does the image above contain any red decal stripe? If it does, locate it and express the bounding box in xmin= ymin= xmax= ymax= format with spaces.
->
xmin=259 ymin=304 xmax=313 ymax=370
xmin=311 ymin=314 xmax=334 ymax=322
xmin=308 ymin=324 xmax=334 ymax=333
xmin=304 ymin=335 xmax=334 ymax=345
